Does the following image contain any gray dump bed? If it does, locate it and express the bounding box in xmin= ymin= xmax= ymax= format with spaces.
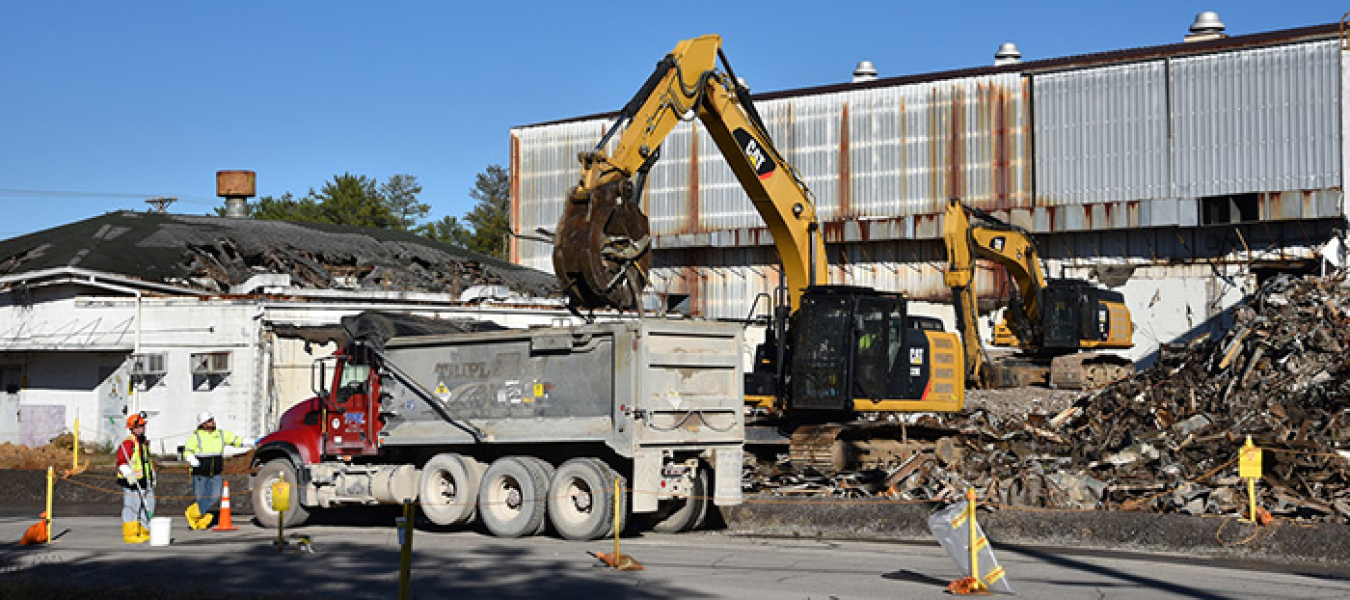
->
xmin=376 ymin=319 xmax=745 ymax=457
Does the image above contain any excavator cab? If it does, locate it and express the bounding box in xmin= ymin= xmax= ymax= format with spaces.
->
xmin=753 ymin=286 xmax=962 ymax=414
xmin=1039 ymin=279 xmax=1129 ymax=350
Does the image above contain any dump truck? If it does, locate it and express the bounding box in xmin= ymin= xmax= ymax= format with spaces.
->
xmin=251 ymin=313 xmax=744 ymax=540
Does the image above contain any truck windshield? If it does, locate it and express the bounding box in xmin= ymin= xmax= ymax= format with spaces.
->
xmin=335 ymin=362 xmax=371 ymax=405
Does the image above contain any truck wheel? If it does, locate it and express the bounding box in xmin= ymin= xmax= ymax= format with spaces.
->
xmin=547 ymin=458 xmax=618 ymax=540
xmin=651 ymin=467 xmax=708 ymax=533
xmin=418 ymin=454 xmax=485 ymax=526
xmin=517 ymin=457 xmax=555 ymax=536
xmin=253 ymin=459 xmax=309 ymax=529
xmin=478 ymin=456 xmax=548 ymax=538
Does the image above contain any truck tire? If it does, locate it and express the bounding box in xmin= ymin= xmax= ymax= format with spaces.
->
xmin=478 ymin=456 xmax=548 ymax=538
xmin=253 ymin=459 xmax=309 ymax=529
xmin=650 ymin=467 xmax=708 ymax=533
xmin=517 ymin=457 xmax=555 ymax=536
xmin=418 ymin=453 xmax=485 ymax=527
xmin=547 ymin=458 xmax=619 ymax=540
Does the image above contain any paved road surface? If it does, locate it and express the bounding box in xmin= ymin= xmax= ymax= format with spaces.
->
xmin=3 ymin=515 xmax=1347 ymax=599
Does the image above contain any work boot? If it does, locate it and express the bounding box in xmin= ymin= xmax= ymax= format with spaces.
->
xmin=197 ymin=513 xmax=214 ymax=530
xmin=136 ymin=522 xmax=152 ymax=541
xmin=185 ymin=502 xmax=202 ymax=528
xmin=122 ymin=521 xmax=149 ymax=544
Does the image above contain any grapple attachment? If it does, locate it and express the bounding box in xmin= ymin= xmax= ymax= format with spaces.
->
xmin=552 ymin=179 xmax=651 ymax=312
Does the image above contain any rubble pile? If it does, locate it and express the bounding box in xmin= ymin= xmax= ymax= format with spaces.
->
xmin=756 ymin=273 xmax=1350 ymax=523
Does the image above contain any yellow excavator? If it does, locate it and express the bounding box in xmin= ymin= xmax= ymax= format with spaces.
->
xmin=552 ymin=35 xmax=964 ymax=470
xmin=943 ymin=198 xmax=1133 ymax=389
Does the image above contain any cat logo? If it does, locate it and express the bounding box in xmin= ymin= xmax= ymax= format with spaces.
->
xmin=733 ymin=128 xmax=775 ymax=180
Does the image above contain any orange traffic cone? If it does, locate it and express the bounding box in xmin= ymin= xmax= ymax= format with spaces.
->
xmin=212 ymin=481 xmax=238 ymax=531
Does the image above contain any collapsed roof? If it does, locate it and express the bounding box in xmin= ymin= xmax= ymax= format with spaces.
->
xmin=0 ymin=211 xmax=559 ymax=298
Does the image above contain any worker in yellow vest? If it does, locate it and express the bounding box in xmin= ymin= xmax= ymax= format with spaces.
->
xmin=116 ymin=412 xmax=155 ymax=543
xmin=182 ymin=411 xmax=253 ymax=530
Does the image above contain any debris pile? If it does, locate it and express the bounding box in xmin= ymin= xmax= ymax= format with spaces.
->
xmin=754 ymin=273 xmax=1350 ymax=523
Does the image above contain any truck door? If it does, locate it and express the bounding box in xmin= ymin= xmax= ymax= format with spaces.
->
xmin=322 ymin=359 xmax=379 ymax=457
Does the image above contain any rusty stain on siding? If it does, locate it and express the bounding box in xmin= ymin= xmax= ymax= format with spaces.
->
xmin=839 ymin=102 xmax=852 ymax=217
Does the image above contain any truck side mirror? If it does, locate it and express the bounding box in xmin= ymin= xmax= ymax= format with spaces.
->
xmin=312 ymin=359 xmax=330 ymax=400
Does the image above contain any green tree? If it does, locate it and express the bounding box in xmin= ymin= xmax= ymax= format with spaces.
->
xmin=233 ymin=192 xmax=320 ymax=221
xmin=420 ymin=215 xmax=473 ymax=248
xmin=381 ymin=174 xmax=429 ymax=229
xmin=220 ymin=173 xmax=422 ymax=230
xmin=307 ymin=173 xmax=400 ymax=228
xmin=422 ymin=164 xmax=510 ymax=258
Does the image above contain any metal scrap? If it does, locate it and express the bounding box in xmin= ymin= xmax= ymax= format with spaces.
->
xmin=751 ymin=272 xmax=1350 ymax=524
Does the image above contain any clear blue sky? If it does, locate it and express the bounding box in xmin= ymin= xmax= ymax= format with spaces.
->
xmin=1 ymin=1 xmax=1343 ymax=238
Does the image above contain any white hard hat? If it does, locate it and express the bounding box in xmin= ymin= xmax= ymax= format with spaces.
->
xmin=197 ymin=410 xmax=215 ymax=425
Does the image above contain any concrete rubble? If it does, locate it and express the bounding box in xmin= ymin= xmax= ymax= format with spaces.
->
xmin=751 ymin=272 xmax=1350 ymax=524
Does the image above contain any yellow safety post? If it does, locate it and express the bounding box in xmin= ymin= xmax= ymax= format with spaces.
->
xmin=398 ymin=499 xmax=414 ymax=600
xmin=591 ymin=476 xmax=642 ymax=571
xmin=72 ymin=417 xmax=79 ymax=472
xmin=966 ymin=488 xmax=985 ymax=593
xmin=1239 ymin=436 xmax=1263 ymax=524
xmin=45 ymin=466 xmax=54 ymax=543
xmin=272 ymin=473 xmax=291 ymax=552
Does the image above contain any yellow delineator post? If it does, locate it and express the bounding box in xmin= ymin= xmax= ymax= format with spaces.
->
xmin=1239 ymin=436 xmax=1262 ymax=523
xmin=72 ymin=417 xmax=79 ymax=471
xmin=614 ymin=477 xmax=621 ymax=561
xmin=272 ymin=473 xmax=291 ymax=552
xmin=965 ymin=488 xmax=986 ymax=594
xmin=45 ymin=466 xmax=54 ymax=543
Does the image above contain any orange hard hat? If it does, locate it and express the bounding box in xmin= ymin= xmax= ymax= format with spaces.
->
xmin=126 ymin=411 xmax=147 ymax=429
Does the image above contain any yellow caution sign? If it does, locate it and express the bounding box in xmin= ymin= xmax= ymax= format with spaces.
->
xmin=1239 ymin=436 xmax=1262 ymax=479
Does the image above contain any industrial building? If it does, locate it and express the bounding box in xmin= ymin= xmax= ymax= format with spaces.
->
xmin=508 ymin=15 xmax=1347 ymax=367
xmin=0 ymin=207 xmax=565 ymax=452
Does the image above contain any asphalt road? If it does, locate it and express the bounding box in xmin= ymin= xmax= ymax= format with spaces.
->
xmin=3 ymin=515 xmax=1348 ymax=599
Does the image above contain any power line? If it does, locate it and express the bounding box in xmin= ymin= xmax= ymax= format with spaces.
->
xmin=0 ymin=188 xmax=217 ymax=205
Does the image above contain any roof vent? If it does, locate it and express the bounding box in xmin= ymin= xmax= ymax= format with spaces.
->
xmin=994 ymin=42 xmax=1022 ymax=66
xmin=852 ymin=61 xmax=878 ymax=83
xmin=1185 ymin=11 xmax=1226 ymax=43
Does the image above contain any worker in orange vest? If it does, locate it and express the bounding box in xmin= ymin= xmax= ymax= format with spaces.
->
xmin=116 ymin=412 xmax=155 ymax=543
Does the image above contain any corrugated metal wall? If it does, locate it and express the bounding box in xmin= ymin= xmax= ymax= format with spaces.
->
xmin=512 ymin=35 xmax=1344 ymax=322
xmin=1170 ymin=40 xmax=1340 ymax=197
xmin=1035 ymin=61 xmax=1171 ymax=207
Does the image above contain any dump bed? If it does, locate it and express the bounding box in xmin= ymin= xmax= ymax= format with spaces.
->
xmin=375 ymin=319 xmax=745 ymax=457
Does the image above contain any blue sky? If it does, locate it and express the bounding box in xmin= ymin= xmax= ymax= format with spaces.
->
xmin=1 ymin=1 xmax=1343 ymax=238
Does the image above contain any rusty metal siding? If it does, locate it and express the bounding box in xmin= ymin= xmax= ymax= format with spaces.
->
xmin=511 ymin=119 xmax=611 ymax=273
xmin=1034 ymin=61 xmax=1171 ymax=207
xmin=1170 ymin=39 xmax=1340 ymax=199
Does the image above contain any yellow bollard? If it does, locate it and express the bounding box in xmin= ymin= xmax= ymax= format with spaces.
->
xmin=272 ymin=473 xmax=291 ymax=552
xmin=1239 ymin=436 xmax=1263 ymax=524
xmin=45 ymin=466 xmax=54 ymax=543
xmin=966 ymin=488 xmax=985 ymax=593
xmin=614 ymin=476 xmax=621 ymax=561
xmin=72 ymin=417 xmax=80 ymax=472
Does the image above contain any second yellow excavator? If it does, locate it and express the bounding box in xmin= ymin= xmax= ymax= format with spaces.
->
xmin=943 ymin=198 xmax=1134 ymax=389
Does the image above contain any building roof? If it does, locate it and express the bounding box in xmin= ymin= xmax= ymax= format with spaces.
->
xmin=0 ymin=211 xmax=559 ymax=297
xmin=517 ymin=22 xmax=1341 ymax=130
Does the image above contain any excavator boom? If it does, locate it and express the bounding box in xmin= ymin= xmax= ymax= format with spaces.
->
xmin=553 ymin=34 xmax=827 ymax=313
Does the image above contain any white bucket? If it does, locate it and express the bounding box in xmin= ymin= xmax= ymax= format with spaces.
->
xmin=149 ymin=517 xmax=172 ymax=546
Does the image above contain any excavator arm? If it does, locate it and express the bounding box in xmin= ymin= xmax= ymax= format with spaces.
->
xmin=944 ymin=198 xmax=1051 ymax=384
xmin=554 ymin=34 xmax=828 ymax=313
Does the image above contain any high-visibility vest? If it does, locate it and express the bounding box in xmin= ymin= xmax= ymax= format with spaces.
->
xmin=184 ymin=429 xmax=244 ymax=476
xmin=117 ymin=436 xmax=155 ymax=486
